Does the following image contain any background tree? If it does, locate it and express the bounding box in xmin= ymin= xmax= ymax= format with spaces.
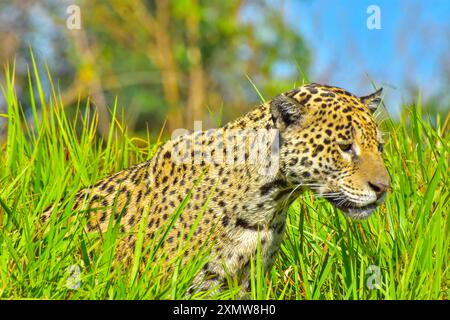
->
xmin=0 ymin=0 xmax=310 ymax=138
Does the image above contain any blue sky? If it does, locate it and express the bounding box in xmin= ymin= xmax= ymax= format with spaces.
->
xmin=1 ymin=0 xmax=448 ymax=118
xmin=281 ymin=0 xmax=450 ymax=115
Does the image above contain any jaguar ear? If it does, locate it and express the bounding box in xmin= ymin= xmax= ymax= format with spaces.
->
xmin=270 ymin=94 xmax=307 ymax=129
xmin=360 ymin=87 xmax=383 ymax=113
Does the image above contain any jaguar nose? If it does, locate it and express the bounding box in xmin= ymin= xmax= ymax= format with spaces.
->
xmin=368 ymin=181 xmax=389 ymax=199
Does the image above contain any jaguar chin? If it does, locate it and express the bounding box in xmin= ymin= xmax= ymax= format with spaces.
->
xmin=326 ymin=193 xmax=387 ymax=220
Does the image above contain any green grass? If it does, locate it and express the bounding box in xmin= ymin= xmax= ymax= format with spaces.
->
xmin=0 ymin=60 xmax=449 ymax=300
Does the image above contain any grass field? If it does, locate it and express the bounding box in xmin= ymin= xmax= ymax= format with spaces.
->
xmin=0 ymin=61 xmax=448 ymax=300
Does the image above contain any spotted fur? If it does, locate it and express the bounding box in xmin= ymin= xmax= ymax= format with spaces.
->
xmin=41 ymin=83 xmax=390 ymax=293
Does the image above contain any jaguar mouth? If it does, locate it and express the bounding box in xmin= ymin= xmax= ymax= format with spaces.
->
xmin=325 ymin=197 xmax=378 ymax=220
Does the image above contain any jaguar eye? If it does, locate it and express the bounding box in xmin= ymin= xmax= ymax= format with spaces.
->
xmin=378 ymin=143 xmax=384 ymax=153
xmin=339 ymin=144 xmax=352 ymax=152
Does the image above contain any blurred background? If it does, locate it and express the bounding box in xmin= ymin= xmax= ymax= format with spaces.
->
xmin=0 ymin=0 xmax=449 ymax=139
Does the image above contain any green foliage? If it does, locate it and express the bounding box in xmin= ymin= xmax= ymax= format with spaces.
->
xmin=59 ymin=0 xmax=310 ymax=132
xmin=0 ymin=63 xmax=448 ymax=299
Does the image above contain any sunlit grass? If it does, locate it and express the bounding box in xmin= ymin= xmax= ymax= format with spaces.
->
xmin=0 ymin=60 xmax=448 ymax=299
